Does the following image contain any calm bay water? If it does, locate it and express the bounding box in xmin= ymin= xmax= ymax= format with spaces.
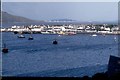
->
xmin=2 ymin=32 xmax=119 ymax=77
xmin=1 ymin=22 xmax=119 ymax=77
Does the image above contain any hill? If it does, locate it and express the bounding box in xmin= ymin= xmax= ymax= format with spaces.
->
xmin=1 ymin=11 xmax=38 ymax=23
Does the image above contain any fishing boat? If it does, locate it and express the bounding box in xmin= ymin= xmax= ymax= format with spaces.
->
xmin=28 ymin=35 xmax=33 ymax=40
xmin=2 ymin=43 xmax=8 ymax=53
xmin=53 ymin=40 xmax=58 ymax=44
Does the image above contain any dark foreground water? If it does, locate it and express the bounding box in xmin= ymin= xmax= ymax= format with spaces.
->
xmin=1 ymin=32 xmax=119 ymax=77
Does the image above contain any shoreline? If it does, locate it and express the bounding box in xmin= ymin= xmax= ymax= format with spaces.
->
xmin=1 ymin=31 xmax=120 ymax=35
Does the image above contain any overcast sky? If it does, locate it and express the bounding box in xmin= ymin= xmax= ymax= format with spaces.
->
xmin=2 ymin=0 xmax=120 ymax=2
xmin=2 ymin=2 xmax=118 ymax=22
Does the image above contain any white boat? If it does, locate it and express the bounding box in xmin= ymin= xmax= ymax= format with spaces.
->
xmin=91 ymin=34 xmax=97 ymax=37
xmin=41 ymin=31 xmax=50 ymax=34
xmin=18 ymin=35 xmax=25 ymax=38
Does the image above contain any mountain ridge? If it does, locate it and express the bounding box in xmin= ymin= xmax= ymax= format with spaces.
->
xmin=1 ymin=11 xmax=42 ymax=23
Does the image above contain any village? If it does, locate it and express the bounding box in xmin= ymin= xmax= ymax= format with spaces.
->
xmin=1 ymin=24 xmax=120 ymax=35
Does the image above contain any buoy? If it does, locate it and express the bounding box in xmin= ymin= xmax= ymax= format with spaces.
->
xmin=53 ymin=40 xmax=58 ymax=44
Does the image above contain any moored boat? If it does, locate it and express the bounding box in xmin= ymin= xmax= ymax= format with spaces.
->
xmin=91 ymin=34 xmax=97 ymax=37
xmin=64 ymin=32 xmax=76 ymax=35
xmin=2 ymin=43 xmax=8 ymax=53
xmin=18 ymin=35 xmax=25 ymax=38
xmin=28 ymin=36 xmax=33 ymax=40
xmin=41 ymin=31 xmax=50 ymax=34
xmin=53 ymin=40 xmax=58 ymax=44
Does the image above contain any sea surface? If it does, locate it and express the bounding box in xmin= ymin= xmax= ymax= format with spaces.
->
xmin=1 ymin=22 xmax=119 ymax=77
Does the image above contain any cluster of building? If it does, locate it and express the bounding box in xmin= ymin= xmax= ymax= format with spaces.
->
xmin=1 ymin=24 xmax=120 ymax=35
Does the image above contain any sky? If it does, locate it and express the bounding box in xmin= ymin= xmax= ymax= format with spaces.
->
xmin=2 ymin=0 xmax=120 ymax=2
xmin=2 ymin=2 xmax=118 ymax=22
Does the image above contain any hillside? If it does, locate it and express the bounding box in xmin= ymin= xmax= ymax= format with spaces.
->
xmin=1 ymin=11 xmax=38 ymax=23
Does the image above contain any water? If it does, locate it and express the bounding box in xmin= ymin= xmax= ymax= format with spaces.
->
xmin=2 ymin=31 xmax=119 ymax=77
xmin=1 ymin=22 xmax=119 ymax=77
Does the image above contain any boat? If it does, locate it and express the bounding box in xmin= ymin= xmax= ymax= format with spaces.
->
xmin=28 ymin=31 xmax=34 ymax=40
xmin=41 ymin=31 xmax=50 ymax=34
xmin=14 ymin=31 xmax=18 ymax=34
xmin=28 ymin=36 xmax=33 ymax=40
xmin=27 ymin=27 xmax=34 ymax=40
xmin=57 ymin=31 xmax=65 ymax=35
xmin=64 ymin=32 xmax=76 ymax=35
xmin=17 ymin=31 xmax=25 ymax=38
xmin=91 ymin=34 xmax=97 ymax=37
xmin=18 ymin=34 xmax=25 ymax=38
xmin=53 ymin=40 xmax=58 ymax=44
xmin=2 ymin=43 xmax=8 ymax=53
xmin=2 ymin=48 xmax=8 ymax=53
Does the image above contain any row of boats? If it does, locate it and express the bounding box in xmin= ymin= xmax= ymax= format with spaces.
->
xmin=17 ymin=34 xmax=58 ymax=44
xmin=2 ymin=33 xmax=59 ymax=53
xmin=2 ymin=39 xmax=58 ymax=53
xmin=2 ymin=32 xmax=120 ymax=76
xmin=3 ymin=32 xmax=118 ymax=54
xmin=18 ymin=34 xmax=34 ymax=40
xmin=1 ymin=33 xmax=100 ymax=53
